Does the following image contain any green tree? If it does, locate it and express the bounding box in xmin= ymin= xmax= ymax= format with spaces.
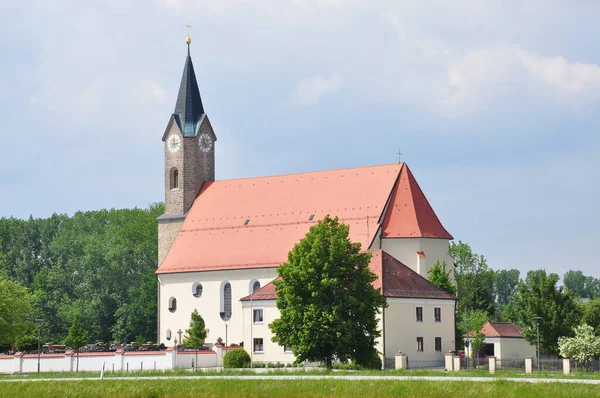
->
xmin=459 ymin=309 xmax=488 ymax=363
xmin=270 ymin=216 xmax=387 ymax=369
xmin=563 ymin=270 xmax=588 ymax=298
xmin=0 ymin=276 xmax=33 ymax=348
xmin=504 ymin=269 xmax=580 ymax=355
xmin=558 ymin=324 xmax=600 ymax=367
xmin=494 ymin=269 xmax=520 ymax=306
xmin=64 ymin=314 xmax=89 ymax=373
xmin=582 ymin=299 xmax=600 ymax=335
xmin=427 ymin=261 xmax=456 ymax=295
xmin=450 ymin=241 xmax=495 ymax=316
xmin=1 ymin=203 xmax=163 ymax=345
xmin=182 ymin=309 xmax=208 ymax=370
xmin=0 ymin=239 xmax=8 ymax=277
xmin=563 ymin=270 xmax=599 ymax=299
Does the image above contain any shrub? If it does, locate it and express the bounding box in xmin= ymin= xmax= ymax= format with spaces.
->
xmin=332 ymin=355 xmax=382 ymax=371
xmin=359 ymin=354 xmax=382 ymax=370
xmin=223 ymin=349 xmax=251 ymax=368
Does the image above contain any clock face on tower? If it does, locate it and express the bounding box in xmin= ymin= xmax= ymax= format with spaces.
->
xmin=167 ymin=134 xmax=181 ymax=153
xmin=198 ymin=133 xmax=213 ymax=153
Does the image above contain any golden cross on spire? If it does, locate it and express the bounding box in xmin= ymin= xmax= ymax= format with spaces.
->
xmin=185 ymin=23 xmax=192 ymax=45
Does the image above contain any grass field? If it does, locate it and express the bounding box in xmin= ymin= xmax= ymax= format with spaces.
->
xmin=3 ymin=367 xmax=600 ymax=380
xmin=1 ymin=378 xmax=600 ymax=397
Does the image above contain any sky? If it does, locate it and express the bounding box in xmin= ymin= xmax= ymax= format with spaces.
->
xmin=1 ymin=0 xmax=599 ymax=277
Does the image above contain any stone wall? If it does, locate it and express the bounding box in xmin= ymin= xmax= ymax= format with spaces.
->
xmin=0 ymin=348 xmax=223 ymax=374
xmin=158 ymin=217 xmax=185 ymax=265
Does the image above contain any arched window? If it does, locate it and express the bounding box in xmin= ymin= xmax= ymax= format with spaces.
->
xmin=220 ymin=282 xmax=232 ymax=321
xmin=192 ymin=281 xmax=203 ymax=298
xmin=249 ymin=278 xmax=261 ymax=295
xmin=170 ymin=168 xmax=179 ymax=190
xmin=166 ymin=329 xmax=172 ymax=341
xmin=168 ymin=297 xmax=177 ymax=313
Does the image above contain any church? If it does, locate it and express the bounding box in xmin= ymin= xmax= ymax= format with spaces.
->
xmin=156 ymin=38 xmax=457 ymax=368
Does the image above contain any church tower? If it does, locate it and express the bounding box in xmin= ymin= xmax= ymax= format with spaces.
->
xmin=158 ymin=36 xmax=217 ymax=264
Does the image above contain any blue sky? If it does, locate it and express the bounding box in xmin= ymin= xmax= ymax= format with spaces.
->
xmin=1 ymin=0 xmax=599 ymax=277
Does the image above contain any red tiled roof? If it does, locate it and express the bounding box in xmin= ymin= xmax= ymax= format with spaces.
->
xmin=240 ymin=277 xmax=279 ymax=301
xmin=122 ymin=351 xmax=166 ymax=356
xmin=374 ymin=250 xmax=456 ymax=299
xmin=22 ymin=354 xmax=66 ymax=358
xmin=240 ymin=250 xmax=456 ymax=301
xmin=479 ymin=322 xmax=524 ymax=338
xmin=157 ymin=163 xmax=452 ymax=274
xmin=381 ymin=165 xmax=453 ymax=239
xmin=176 ymin=350 xmax=217 ymax=355
xmin=72 ymin=352 xmax=116 ymax=357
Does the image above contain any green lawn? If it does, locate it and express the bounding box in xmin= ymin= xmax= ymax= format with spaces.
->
xmin=3 ymin=368 xmax=600 ymax=380
xmin=0 ymin=379 xmax=599 ymax=397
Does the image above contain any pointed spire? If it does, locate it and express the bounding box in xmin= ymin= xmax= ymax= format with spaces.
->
xmin=173 ymin=37 xmax=205 ymax=137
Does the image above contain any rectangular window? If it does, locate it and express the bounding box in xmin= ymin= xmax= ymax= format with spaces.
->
xmin=416 ymin=307 xmax=423 ymax=322
xmin=435 ymin=337 xmax=442 ymax=352
xmin=417 ymin=337 xmax=424 ymax=352
xmin=283 ymin=344 xmax=292 ymax=353
xmin=253 ymin=308 xmax=264 ymax=323
xmin=434 ymin=307 xmax=441 ymax=322
xmin=253 ymin=338 xmax=264 ymax=353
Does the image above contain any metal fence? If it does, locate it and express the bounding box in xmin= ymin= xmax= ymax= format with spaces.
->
xmin=384 ymin=357 xmax=444 ymax=370
xmin=535 ymin=357 xmax=563 ymax=373
xmin=571 ymin=359 xmax=600 ymax=372
xmin=459 ymin=356 xmax=488 ymax=371
xmin=496 ymin=357 xmax=525 ymax=371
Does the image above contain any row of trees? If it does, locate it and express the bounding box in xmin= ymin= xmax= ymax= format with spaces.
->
xmin=428 ymin=241 xmax=600 ymax=356
xmin=0 ymin=204 xmax=163 ymax=351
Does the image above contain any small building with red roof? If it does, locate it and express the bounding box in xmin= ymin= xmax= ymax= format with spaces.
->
xmin=468 ymin=322 xmax=536 ymax=360
xmin=155 ymin=40 xmax=457 ymax=368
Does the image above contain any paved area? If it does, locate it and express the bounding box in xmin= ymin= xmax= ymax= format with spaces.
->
xmin=2 ymin=375 xmax=600 ymax=384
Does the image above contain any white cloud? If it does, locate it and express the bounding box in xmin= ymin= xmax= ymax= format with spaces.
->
xmin=137 ymin=79 xmax=167 ymax=104
xmin=291 ymin=74 xmax=343 ymax=106
xmin=291 ymin=0 xmax=347 ymax=9
xmin=152 ymin=0 xmax=183 ymax=10
xmin=517 ymin=50 xmax=600 ymax=94
xmin=443 ymin=46 xmax=517 ymax=110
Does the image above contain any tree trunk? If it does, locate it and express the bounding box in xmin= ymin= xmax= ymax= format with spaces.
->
xmin=326 ymin=356 xmax=332 ymax=369
xmin=76 ymin=349 xmax=79 ymax=373
xmin=195 ymin=349 xmax=198 ymax=372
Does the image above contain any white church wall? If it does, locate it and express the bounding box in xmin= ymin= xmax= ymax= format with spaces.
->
xmin=384 ymin=298 xmax=455 ymax=368
xmin=381 ymin=238 xmax=453 ymax=278
xmin=158 ymin=268 xmax=279 ymax=348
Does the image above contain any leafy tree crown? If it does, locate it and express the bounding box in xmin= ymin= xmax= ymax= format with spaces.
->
xmin=182 ymin=309 xmax=208 ymax=349
xmin=269 ymin=215 xmax=387 ymax=368
xmin=64 ymin=314 xmax=89 ymax=350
